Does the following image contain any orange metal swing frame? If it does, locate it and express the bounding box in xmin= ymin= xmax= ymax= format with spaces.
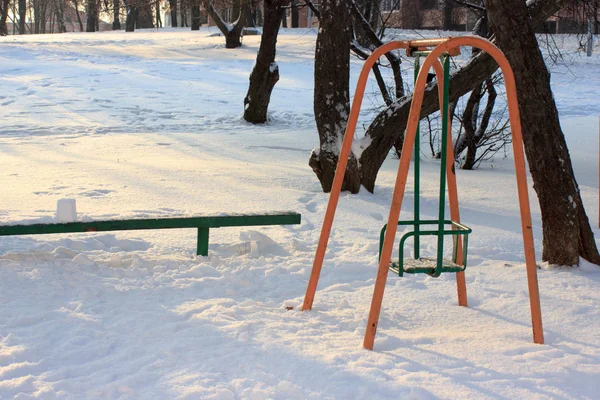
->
xmin=301 ymin=36 xmax=544 ymax=350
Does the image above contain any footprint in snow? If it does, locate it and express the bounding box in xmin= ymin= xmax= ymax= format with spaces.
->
xmin=298 ymin=193 xmax=319 ymax=213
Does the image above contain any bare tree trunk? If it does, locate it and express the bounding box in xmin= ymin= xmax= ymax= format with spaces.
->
xmin=291 ymin=0 xmax=298 ymax=27
xmin=18 ymin=0 xmax=26 ymax=33
xmin=203 ymin=0 xmax=248 ymax=48
xmin=33 ymin=0 xmax=40 ymax=33
xmin=113 ymin=0 xmax=121 ymax=29
xmin=459 ymin=79 xmax=496 ymax=170
xmin=169 ymin=0 xmax=177 ymax=26
xmin=156 ymin=0 xmax=162 ymax=27
xmin=126 ymin=4 xmax=137 ymax=31
xmin=72 ymin=0 xmax=84 ymax=31
xmin=191 ymin=0 xmax=200 ymax=30
xmin=86 ymin=0 xmax=97 ymax=31
xmin=243 ymin=0 xmax=285 ymax=123
xmin=310 ymin=0 xmax=360 ymax=193
xmin=0 ymin=0 xmax=9 ymax=35
xmin=484 ymin=0 xmax=600 ymax=266
xmin=443 ymin=0 xmax=454 ymax=30
xmin=137 ymin=1 xmax=154 ymax=28
xmin=39 ymin=0 xmax=47 ymax=33
xmin=232 ymin=0 xmax=240 ymax=21
xmin=54 ymin=0 xmax=67 ymax=32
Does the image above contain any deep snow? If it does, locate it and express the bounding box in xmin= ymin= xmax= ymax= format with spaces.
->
xmin=0 ymin=28 xmax=599 ymax=399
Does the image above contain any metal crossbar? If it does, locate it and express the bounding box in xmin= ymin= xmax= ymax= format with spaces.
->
xmin=0 ymin=212 xmax=301 ymax=256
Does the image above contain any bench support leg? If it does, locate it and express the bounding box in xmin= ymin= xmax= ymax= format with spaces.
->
xmin=197 ymin=228 xmax=209 ymax=256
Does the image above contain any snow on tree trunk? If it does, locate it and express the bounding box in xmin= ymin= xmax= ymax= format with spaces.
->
xmin=126 ymin=6 xmax=137 ymax=32
xmin=310 ymin=0 xmax=360 ymax=193
xmin=484 ymin=0 xmax=600 ymax=266
xmin=203 ymin=0 xmax=248 ymax=49
xmin=243 ymin=0 xmax=285 ymax=123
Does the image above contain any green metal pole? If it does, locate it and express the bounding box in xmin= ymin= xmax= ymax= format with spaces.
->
xmin=414 ymin=55 xmax=421 ymax=260
xmin=197 ymin=227 xmax=209 ymax=256
xmin=436 ymin=56 xmax=451 ymax=271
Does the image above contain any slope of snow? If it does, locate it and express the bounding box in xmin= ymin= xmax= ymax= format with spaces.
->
xmin=0 ymin=28 xmax=599 ymax=399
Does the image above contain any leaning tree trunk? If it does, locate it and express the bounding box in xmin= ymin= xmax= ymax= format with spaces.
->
xmin=484 ymin=0 xmax=600 ymax=266
xmin=243 ymin=0 xmax=285 ymax=123
xmin=191 ymin=1 xmax=201 ymax=30
xmin=309 ymin=0 xmax=360 ymax=193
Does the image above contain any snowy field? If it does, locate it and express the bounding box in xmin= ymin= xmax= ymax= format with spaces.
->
xmin=0 ymin=28 xmax=599 ymax=399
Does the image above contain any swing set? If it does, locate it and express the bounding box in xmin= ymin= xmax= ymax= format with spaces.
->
xmin=301 ymin=36 xmax=545 ymax=350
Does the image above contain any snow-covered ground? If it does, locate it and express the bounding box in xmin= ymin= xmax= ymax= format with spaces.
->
xmin=0 ymin=28 xmax=599 ymax=399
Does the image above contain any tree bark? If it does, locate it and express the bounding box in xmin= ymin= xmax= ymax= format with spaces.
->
xmin=0 ymin=0 xmax=9 ymax=35
xmin=86 ymin=0 xmax=97 ymax=31
xmin=243 ymin=0 xmax=285 ymax=123
xmin=72 ymin=0 xmax=84 ymax=31
xmin=18 ymin=0 xmax=26 ymax=33
xmin=291 ymin=0 xmax=298 ymax=27
xmin=169 ymin=0 xmax=177 ymax=26
xmin=191 ymin=0 xmax=201 ymax=30
xmin=203 ymin=0 xmax=248 ymax=48
xmin=483 ymin=0 xmax=600 ymax=266
xmin=311 ymin=0 xmax=360 ymax=193
xmin=443 ymin=0 xmax=454 ymax=30
xmin=155 ymin=0 xmax=162 ymax=27
xmin=126 ymin=5 xmax=137 ymax=31
xmin=113 ymin=0 xmax=121 ymax=29
xmin=54 ymin=0 xmax=67 ymax=32
xmin=137 ymin=2 xmax=154 ymax=28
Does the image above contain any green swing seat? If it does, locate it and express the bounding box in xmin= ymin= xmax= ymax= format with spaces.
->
xmin=378 ymin=53 xmax=472 ymax=278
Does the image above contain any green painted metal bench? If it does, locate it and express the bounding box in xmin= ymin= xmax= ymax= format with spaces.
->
xmin=0 ymin=212 xmax=301 ymax=256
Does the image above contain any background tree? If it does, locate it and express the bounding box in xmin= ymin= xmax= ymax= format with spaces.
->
xmin=203 ymin=0 xmax=248 ymax=48
xmin=169 ymin=0 xmax=177 ymax=26
xmin=113 ymin=0 xmax=121 ymax=29
xmin=137 ymin=0 xmax=154 ymax=28
xmin=18 ymin=0 xmax=26 ymax=33
xmin=243 ymin=0 xmax=286 ymax=123
xmin=0 ymin=0 xmax=9 ymax=35
xmin=483 ymin=0 xmax=600 ymax=266
xmin=191 ymin=0 xmax=201 ymax=29
xmin=54 ymin=0 xmax=67 ymax=32
xmin=124 ymin=0 xmax=137 ymax=31
xmin=72 ymin=0 xmax=85 ymax=31
xmin=86 ymin=0 xmax=98 ymax=31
